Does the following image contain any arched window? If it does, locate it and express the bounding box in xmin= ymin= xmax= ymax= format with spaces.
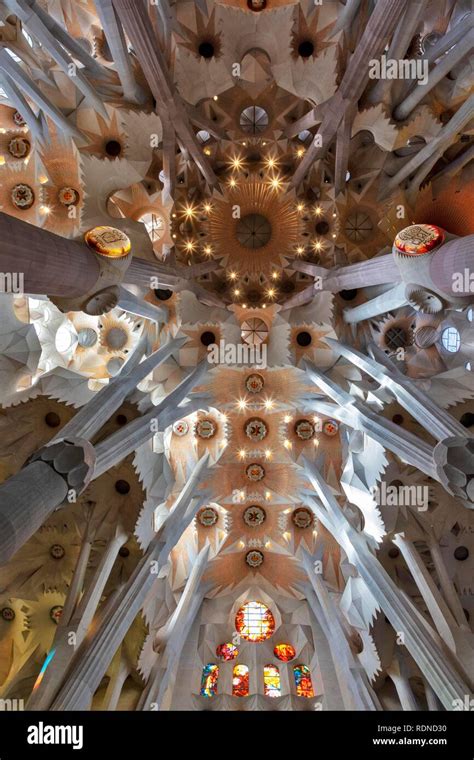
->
xmin=293 ymin=664 xmax=314 ymax=697
xmin=235 ymin=601 xmax=275 ymax=642
xmin=232 ymin=664 xmax=249 ymax=697
xmin=239 ymin=106 xmax=269 ymax=135
xmin=263 ymin=664 xmax=281 ymax=697
xmin=200 ymin=663 xmax=219 ymax=697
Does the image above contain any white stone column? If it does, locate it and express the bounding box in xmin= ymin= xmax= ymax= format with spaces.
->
xmin=387 ymin=653 xmax=420 ymax=710
xmin=301 ymin=458 xmax=473 ymax=709
xmin=298 ymin=565 xmax=381 ymax=711
xmin=139 ymin=546 xmax=211 ymax=710
xmin=50 ymin=458 xmax=210 ymax=710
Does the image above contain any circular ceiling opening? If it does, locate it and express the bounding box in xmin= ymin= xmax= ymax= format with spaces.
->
xmin=296 ymin=331 xmax=312 ymax=347
xmin=315 ymin=220 xmax=330 ymax=235
xmin=154 ymin=288 xmax=173 ymax=301
xmin=105 ymin=140 xmax=122 ymax=157
xmin=340 ymin=289 xmax=358 ymax=301
xmin=236 ymin=213 xmax=272 ymax=249
xmin=200 ymin=331 xmax=216 ymax=346
xmin=198 ymin=41 xmax=215 ymax=58
xmin=44 ymin=412 xmax=61 ymax=428
xmin=298 ymin=40 xmax=315 ymax=58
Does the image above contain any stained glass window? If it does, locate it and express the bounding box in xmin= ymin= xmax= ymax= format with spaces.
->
xmin=216 ymin=642 xmax=239 ymax=661
xmin=235 ymin=601 xmax=275 ymax=642
xmin=293 ymin=664 xmax=314 ymax=697
xmin=274 ymin=643 xmax=296 ymax=662
xmin=232 ymin=664 xmax=249 ymax=697
xmin=200 ymin=663 xmax=219 ymax=697
xmin=263 ymin=665 xmax=281 ymax=697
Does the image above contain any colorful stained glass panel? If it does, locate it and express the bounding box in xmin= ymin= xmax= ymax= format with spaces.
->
xmin=263 ymin=664 xmax=281 ymax=697
xmin=200 ymin=663 xmax=219 ymax=697
xmin=235 ymin=601 xmax=275 ymax=642
xmin=293 ymin=663 xmax=314 ymax=697
xmin=273 ymin=643 xmax=296 ymax=662
xmin=232 ymin=664 xmax=249 ymax=697
xmin=216 ymin=642 xmax=239 ymax=661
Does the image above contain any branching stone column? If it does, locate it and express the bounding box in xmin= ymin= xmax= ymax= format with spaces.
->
xmin=291 ymin=253 xmax=401 ymax=291
xmin=50 ymin=456 xmax=211 ymax=710
xmin=297 ymin=560 xmax=381 ymax=711
xmin=303 ymin=358 xmax=474 ymax=506
xmin=290 ymin=0 xmax=409 ymax=188
xmin=301 ymin=458 xmax=473 ymax=710
xmin=380 ymin=94 xmax=474 ymax=198
xmin=387 ymin=653 xmax=420 ymax=711
xmin=393 ymin=32 xmax=474 ymax=121
xmin=7 ymin=0 xmax=112 ymax=81
xmin=0 ymin=338 xmax=187 ymax=564
xmin=138 ymin=545 xmax=212 ymax=710
xmin=328 ymin=341 xmax=468 ymax=441
xmin=93 ymin=361 xmax=209 ymax=478
xmin=55 ymin=336 xmax=185 ymax=442
xmin=27 ymin=523 xmax=128 ymax=710
xmin=112 ymin=0 xmax=218 ymax=187
xmin=367 ymin=0 xmax=428 ymax=105
xmin=5 ymin=0 xmax=109 ymax=118
xmin=0 ymin=49 xmax=84 ymax=140
xmin=95 ymin=0 xmax=147 ymax=105
xmin=101 ymin=650 xmax=131 ymax=711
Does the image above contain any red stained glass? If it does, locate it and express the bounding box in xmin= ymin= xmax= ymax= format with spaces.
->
xmin=232 ymin=664 xmax=249 ymax=697
xmin=293 ymin=664 xmax=314 ymax=697
xmin=273 ymin=643 xmax=296 ymax=662
xmin=216 ymin=642 xmax=239 ymax=661
xmin=235 ymin=601 xmax=275 ymax=642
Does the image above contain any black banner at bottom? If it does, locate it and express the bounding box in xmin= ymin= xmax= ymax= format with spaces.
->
xmin=0 ymin=709 xmax=470 ymax=757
